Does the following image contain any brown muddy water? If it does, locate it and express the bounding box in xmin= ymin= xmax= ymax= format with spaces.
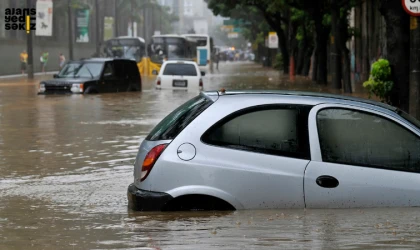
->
xmin=0 ymin=62 xmax=419 ymax=250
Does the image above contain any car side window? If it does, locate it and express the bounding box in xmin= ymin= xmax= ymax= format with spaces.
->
xmin=317 ymin=108 xmax=420 ymax=172
xmin=114 ymin=61 xmax=126 ymax=80
xmin=103 ymin=62 xmax=114 ymax=79
xmin=202 ymin=105 xmax=311 ymax=160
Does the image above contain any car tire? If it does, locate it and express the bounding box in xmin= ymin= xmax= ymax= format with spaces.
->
xmin=127 ymin=85 xmax=139 ymax=92
xmin=84 ymin=87 xmax=98 ymax=94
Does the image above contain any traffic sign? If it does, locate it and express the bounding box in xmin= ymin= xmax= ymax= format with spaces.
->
xmin=228 ymin=32 xmax=239 ymax=39
xmin=402 ymin=0 xmax=420 ymax=16
xmin=221 ymin=25 xmax=234 ymax=32
xmin=268 ymin=32 xmax=278 ymax=49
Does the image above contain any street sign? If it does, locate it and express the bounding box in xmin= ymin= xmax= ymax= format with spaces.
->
xmin=35 ymin=0 xmax=53 ymax=36
xmin=402 ymin=0 xmax=420 ymax=16
xmin=233 ymin=27 xmax=242 ymax=33
xmin=268 ymin=32 xmax=278 ymax=48
xmin=104 ymin=17 xmax=114 ymax=41
xmin=228 ymin=32 xmax=239 ymax=39
xmin=221 ymin=25 xmax=234 ymax=32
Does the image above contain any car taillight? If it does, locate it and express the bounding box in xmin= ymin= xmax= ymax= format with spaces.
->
xmin=141 ymin=144 xmax=168 ymax=181
xmin=157 ymin=77 xmax=161 ymax=86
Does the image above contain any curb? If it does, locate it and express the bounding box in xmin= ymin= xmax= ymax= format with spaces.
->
xmin=0 ymin=71 xmax=58 ymax=79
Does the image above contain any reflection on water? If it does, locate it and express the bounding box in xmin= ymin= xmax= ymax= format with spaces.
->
xmin=0 ymin=62 xmax=411 ymax=250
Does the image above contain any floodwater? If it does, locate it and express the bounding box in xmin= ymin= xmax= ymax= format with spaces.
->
xmin=0 ymin=62 xmax=419 ymax=249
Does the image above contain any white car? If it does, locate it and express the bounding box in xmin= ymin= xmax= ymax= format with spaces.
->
xmin=128 ymin=90 xmax=420 ymax=211
xmin=154 ymin=60 xmax=204 ymax=91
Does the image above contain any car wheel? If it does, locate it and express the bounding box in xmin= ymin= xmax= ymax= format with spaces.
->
xmin=162 ymin=195 xmax=235 ymax=211
xmin=84 ymin=87 xmax=98 ymax=94
xmin=127 ymin=85 xmax=139 ymax=92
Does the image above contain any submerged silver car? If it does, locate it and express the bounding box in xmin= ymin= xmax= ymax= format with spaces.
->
xmin=128 ymin=90 xmax=420 ymax=211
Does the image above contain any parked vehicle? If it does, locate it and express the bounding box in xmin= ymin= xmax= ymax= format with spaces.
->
xmin=183 ymin=34 xmax=214 ymax=73
xmin=38 ymin=58 xmax=141 ymax=94
xmin=153 ymin=60 xmax=205 ymax=91
xmin=148 ymin=35 xmax=198 ymax=74
xmin=128 ymin=90 xmax=420 ymax=211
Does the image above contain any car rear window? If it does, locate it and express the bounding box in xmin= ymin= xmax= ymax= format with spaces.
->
xmin=146 ymin=94 xmax=213 ymax=141
xmin=163 ymin=63 xmax=197 ymax=76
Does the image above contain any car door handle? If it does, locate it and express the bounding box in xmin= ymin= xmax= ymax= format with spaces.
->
xmin=316 ymin=175 xmax=339 ymax=188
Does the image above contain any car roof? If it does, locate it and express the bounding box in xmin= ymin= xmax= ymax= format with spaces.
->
xmin=183 ymin=34 xmax=209 ymax=38
xmin=70 ymin=58 xmax=136 ymax=63
xmin=202 ymin=90 xmax=398 ymax=113
xmin=114 ymin=36 xmax=146 ymax=43
xmin=164 ymin=60 xmax=198 ymax=65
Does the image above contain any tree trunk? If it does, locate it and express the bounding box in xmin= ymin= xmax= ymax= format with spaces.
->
xmin=277 ymin=28 xmax=290 ymax=74
xmin=316 ymin=32 xmax=328 ymax=84
xmin=313 ymin=11 xmax=329 ymax=84
xmin=342 ymin=47 xmax=352 ymax=93
xmin=296 ymin=22 xmax=308 ymax=75
xmin=330 ymin=4 xmax=342 ymax=89
xmin=302 ymin=47 xmax=312 ymax=76
xmin=379 ymin=0 xmax=410 ymax=111
xmin=338 ymin=8 xmax=352 ymax=93
xmin=312 ymin=46 xmax=318 ymax=81
xmin=297 ymin=46 xmax=305 ymax=75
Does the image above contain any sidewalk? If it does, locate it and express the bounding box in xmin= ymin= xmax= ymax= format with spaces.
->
xmin=0 ymin=71 xmax=58 ymax=79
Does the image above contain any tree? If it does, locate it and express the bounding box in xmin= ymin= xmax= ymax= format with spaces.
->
xmin=378 ymin=0 xmax=410 ymax=112
xmin=207 ymin=0 xmax=292 ymax=74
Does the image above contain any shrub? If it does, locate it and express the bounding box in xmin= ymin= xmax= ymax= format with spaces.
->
xmin=273 ymin=53 xmax=283 ymax=70
xmin=363 ymin=59 xmax=393 ymax=103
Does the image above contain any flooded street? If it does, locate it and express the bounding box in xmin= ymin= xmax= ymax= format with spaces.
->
xmin=1 ymin=62 xmax=419 ymax=249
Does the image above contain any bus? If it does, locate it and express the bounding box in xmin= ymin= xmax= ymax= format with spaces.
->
xmin=183 ymin=34 xmax=214 ymax=73
xmin=102 ymin=36 xmax=148 ymax=75
xmin=148 ymin=34 xmax=198 ymax=73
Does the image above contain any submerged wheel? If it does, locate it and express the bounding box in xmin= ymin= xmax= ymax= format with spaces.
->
xmin=84 ymin=87 xmax=98 ymax=94
xmin=162 ymin=195 xmax=235 ymax=211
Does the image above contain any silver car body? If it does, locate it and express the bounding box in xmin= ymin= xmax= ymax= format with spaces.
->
xmin=131 ymin=91 xmax=420 ymax=210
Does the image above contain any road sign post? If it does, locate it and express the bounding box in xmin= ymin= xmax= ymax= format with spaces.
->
xmin=403 ymin=0 xmax=420 ymax=118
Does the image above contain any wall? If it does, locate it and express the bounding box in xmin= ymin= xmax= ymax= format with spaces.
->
xmin=0 ymin=39 xmax=95 ymax=75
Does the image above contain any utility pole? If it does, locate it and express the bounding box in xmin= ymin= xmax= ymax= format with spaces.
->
xmin=26 ymin=0 xmax=34 ymax=79
xmin=410 ymin=16 xmax=420 ymax=119
xmin=151 ymin=5 xmax=155 ymax=36
xmin=159 ymin=6 xmax=162 ymax=33
xmin=131 ymin=0 xmax=135 ymax=37
xmin=114 ymin=0 xmax=118 ymax=37
xmin=68 ymin=0 xmax=74 ymax=60
xmin=95 ymin=0 xmax=100 ymax=55
xmin=143 ymin=7 xmax=146 ymax=40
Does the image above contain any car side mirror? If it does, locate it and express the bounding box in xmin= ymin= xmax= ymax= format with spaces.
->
xmin=152 ymin=70 xmax=158 ymax=75
xmin=201 ymin=71 xmax=206 ymax=76
xmin=53 ymin=74 xmax=59 ymax=78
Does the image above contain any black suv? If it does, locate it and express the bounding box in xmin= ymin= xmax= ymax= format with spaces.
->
xmin=38 ymin=58 xmax=141 ymax=94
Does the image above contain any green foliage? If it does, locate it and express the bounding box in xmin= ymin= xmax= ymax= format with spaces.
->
xmin=322 ymin=14 xmax=331 ymax=26
xmin=363 ymin=59 xmax=394 ymax=103
xmin=273 ymin=53 xmax=284 ymax=70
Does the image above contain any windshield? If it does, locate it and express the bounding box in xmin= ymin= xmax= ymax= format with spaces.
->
xmin=103 ymin=39 xmax=145 ymax=62
xmin=104 ymin=46 xmax=143 ymax=62
xmin=146 ymin=94 xmax=214 ymax=141
xmin=149 ymin=37 xmax=187 ymax=63
xmin=163 ymin=63 xmax=197 ymax=76
xmin=186 ymin=37 xmax=207 ymax=47
xmin=58 ymin=62 xmax=103 ymax=78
